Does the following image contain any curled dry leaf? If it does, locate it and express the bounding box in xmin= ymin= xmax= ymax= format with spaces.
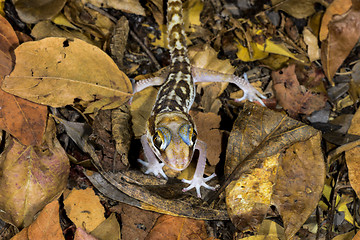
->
xmin=145 ymin=215 xmax=208 ymax=240
xmin=225 ymin=102 xmax=325 ymax=239
xmin=321 ymin=0 xmax=360 ymax=84
xmin=345 ymin=107 xmax=360 ymax=198
xmin=2 ymin=37 xmax=132 ymax=108
xmin=303 ymin=27 xmax=320 ymax=62
xmin=84 ymin=0 xmax=145 ymax=16
xmin=272 ymin=64 xmax=327 ymax=116
xmin=64 ymin=188 xmax=105 ymax=232
xmin=0 ymin=15 xmax=47 ymax=146
xmin=11 ymin=200 xmax=64 ymax=240
xmin=319 ymin=0 xmax=352 ymax=41
xmin=32 ymin=21 xmax=97 ymax=46
xmin=271 ymin=0 xmax=324 ymax=19
xmin=13 ymin=0 xmax=66 ymax=24
xmin=0 ymin=119 xmax=69 ymax=228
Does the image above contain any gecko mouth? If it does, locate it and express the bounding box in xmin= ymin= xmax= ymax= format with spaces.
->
xmin=164 ymin=157 xmax=191 ymax=171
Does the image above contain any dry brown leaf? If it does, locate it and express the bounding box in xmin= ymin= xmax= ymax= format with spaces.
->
xmin=32 ymin=21 xmax=98 ymax=46
xmin=64 ymin=188 xmax=106 ymax=232
xmin=271 ymin=0 xmax=324 ymax=18
xmin=130 ymin=87 xmax=158 ymax=137
xmin=111 ymin=203 xmax=161 ymax=240
xmin=190 ymin=111 xmax=222 ymax=166
xmin=84 ymin=0 xmax=145 ymax=16
xmin=2 ymin=37 xmax=132 ymax=108
xmin=321 ymin=0 xmax=360 ymax=84
xmin=345 ymin=107 xmax=360 ymax=198
xmin=225 ymin=103 xmax=325 ymax=239
xmin=90 ymin=213 xmax=121 ymax=240
xmin=303 ymin=27 xmax=320 ymax=62
xmin=64 ymin=1 xmax=114 ymax=43
xmin=319 ymin=0 xmax=352 ymax=41
xmin=11 ymin=200 xmax=64 ymax=240
xmin=0 ymin=15 xmax=47 ymax=146
xmin=145 ymin=215 xmax=208 ymax=240
xmin=272 ymin=132 xmax=324 ymax=238
xmin=13 ymin=0 xmax=66 ymax=24
xmin=0 ymin=119 xmax=69 ymax=228
xmin=272 ymin=64 xmax=327 ymax=116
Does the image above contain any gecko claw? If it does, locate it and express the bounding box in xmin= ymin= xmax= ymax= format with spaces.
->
xmin=138 ymin=159 xmax=168 ymax=180
xmin=182 ymin=173 xmax=217 ymax=198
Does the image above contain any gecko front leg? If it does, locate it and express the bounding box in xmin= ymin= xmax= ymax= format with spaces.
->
xmin=182 ymin=140 xmax=216 ymax=198
xmin=138 ymin=135 xmax=168 ymax=180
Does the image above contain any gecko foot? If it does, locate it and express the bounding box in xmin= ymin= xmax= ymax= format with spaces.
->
xmin=138 ymin=159 xmax=168 ymax=180
xmin=182 ymin=173 xmax=217 ymax=198
xmin=234 ymin=74 xmax=266 ymax=106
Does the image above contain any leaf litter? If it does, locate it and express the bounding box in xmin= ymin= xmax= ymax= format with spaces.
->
xmin=1 ymin=0 xmax=360 ymax=239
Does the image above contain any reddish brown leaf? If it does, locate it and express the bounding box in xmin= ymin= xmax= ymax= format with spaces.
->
xmin=145 ymin=215 xmax=208 ymax=240
xmin=12 ymin=200 xmax=65 ymax=240
xmin=272 ymin=64 xmax=327 ymax=116
xmin=0 ymin=15 xmax=47 ymax=146
xmin=321 ymin=0 xmax=360 ymax=84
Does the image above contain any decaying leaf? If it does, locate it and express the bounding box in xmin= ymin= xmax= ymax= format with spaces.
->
xmin=64 ymin=188 xmax=105 ymax=232
xmin=321 ymin=0 xmax=360 ymax=84
xmin=225 ymin=102 xmax=325 ymax=239
xmin=0 ymin=119 xmax=69 ymax=228
xmin=2 ymin=37 xmax=132 ymax=108
xmin=319 ymin=0 xmax=352 ymax=41
xmin=109 ymin=16 xmax=129 ymax=69
xmin=345 ymin=107 xmax=360 ymax=198
xmin=145 ymin=215 xmax=208 ymax=240
xmin=271 ymin=0 xmax=325 ymax=19
xmin=13 ymin=0 xmax=66 ymax=24
xmin=10 ymin=200 xmax=64 ymax=240
xmin=112 ymin=105 xmax=132 ymax=167
xmin=110 ymin=203 xmax=160 ymax=240
xmin=190 ymin=111 xmax=222 ymax=166
xmin=272 ymin=64 xmax=327 ymax=116
xmin=83 ymin=0 xmax=145 ymax=16
xmin=31 ymin=21 xmax=97 ymax=46
xmin=0 ymin=15 xmax=47 ymax=146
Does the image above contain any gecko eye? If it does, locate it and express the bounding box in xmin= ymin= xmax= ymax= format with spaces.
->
xmin=179 ymin=124 xmax=196 ymax=146
xmin=153 ymin=127 xmax=171 ymax=151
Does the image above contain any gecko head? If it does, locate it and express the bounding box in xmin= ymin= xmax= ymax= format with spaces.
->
xmin=148 ymin=112 xmax=197 ymax=171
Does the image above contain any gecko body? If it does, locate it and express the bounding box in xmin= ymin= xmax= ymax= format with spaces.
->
xmin=136 ymin=0 xmax=265 ymax=198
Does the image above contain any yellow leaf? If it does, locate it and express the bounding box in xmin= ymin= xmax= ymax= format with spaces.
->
xmin=64 ymin=188 xmax=105 ymax=232
xmin=236 ymin=40 xmax=269 ymax=62
xmin=184 ymin=0 xmax=203 ymax=31
xmin=51 ymin=12 xmax=77 ymax=29
xmin=256 ymin=38 xmax=302 ymax=62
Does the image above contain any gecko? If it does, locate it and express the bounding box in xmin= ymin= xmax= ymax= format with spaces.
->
xmin=134 ymin=0 xmax=266 ymax=198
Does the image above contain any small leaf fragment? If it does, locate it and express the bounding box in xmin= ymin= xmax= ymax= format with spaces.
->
xmin=64 ymin=188 xmax=105 ymax=232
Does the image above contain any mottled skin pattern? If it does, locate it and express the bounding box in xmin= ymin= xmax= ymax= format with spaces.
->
xmin=146 ymin=0 xmax=197 ymax=172
xmin=137 ymin=0 xmax=266 ymax=198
